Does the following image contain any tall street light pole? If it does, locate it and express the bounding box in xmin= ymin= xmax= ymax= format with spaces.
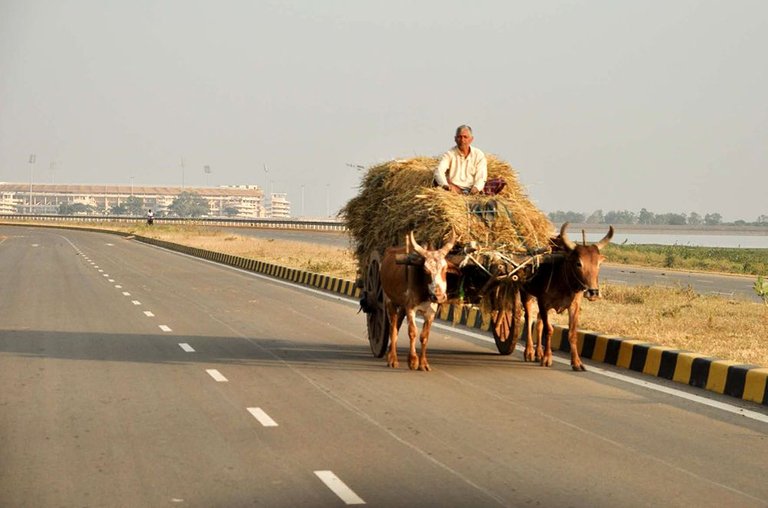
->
xmin=28 ymin=154 xmax=36 ymax=214
xmin=263 ymin=164 xmax=269 ymax=217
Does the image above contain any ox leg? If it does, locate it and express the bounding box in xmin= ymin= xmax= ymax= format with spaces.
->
xmin=417 ymin=304 xmax=438 ymax=372
xmin=406 ymin=309 xmax=420 ymax=370
xmin=522 ymin=295 xmax=536 ymax=362
xmin=385 ymin=301 xmax=400 ymax=369
xmin=568 ymin=297 xmax=586 ymax=372
xmin=535 ymin=319 xmax=545 ymax=362
xmin=539 ymin=305 xmax=554 ymax=367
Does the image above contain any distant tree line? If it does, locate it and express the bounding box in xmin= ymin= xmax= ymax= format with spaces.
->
xmin=547 ymin=209 xmax=768 ymax=227
xmin=57 ymin=191 xmax=223 ymax=218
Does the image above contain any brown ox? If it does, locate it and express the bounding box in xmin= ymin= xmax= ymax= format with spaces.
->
xmin=380 ymin=231 xmax=457 ymax=371
xmin=521 ymin=223 xmax=614 ymax=371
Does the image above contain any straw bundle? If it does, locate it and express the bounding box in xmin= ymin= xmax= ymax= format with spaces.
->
xmin=341 ymin=155 xmax=553 ymax=266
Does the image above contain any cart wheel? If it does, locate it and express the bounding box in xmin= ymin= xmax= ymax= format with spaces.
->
xmin=491 ymin=286 xmax=523 ymax=355
xmin=365 ymin=251 xmax=390 ymax=357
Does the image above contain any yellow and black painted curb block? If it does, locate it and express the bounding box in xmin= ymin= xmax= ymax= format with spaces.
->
xmin=434 ymin=301 xmax=768 ymax=407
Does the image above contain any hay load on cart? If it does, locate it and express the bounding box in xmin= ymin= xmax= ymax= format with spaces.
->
xmin=341 ymin=154 xmax=554 ymax=357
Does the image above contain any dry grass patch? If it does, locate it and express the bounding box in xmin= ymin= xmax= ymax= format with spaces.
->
xmin=542 ymin=283 xmax=768 ymax=367
xmin=133 ymin=225 xmax=358 ymax=279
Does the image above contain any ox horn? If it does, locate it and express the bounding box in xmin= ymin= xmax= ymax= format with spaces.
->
xmin=408 ymin=231 xmax=427 ymax=257
xmin=438 ymin=229 xmax=457 ymax=256
xmin=595 ymin=225 xmax=615 ymax=250
xmin=559 ymin=222 xmax=577 ymax=251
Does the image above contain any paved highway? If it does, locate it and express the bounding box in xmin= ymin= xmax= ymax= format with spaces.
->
xmin=221 ymin=228 xmax=762 ymax=302
xmin=1 ymin=226 xmax=767 ymax=507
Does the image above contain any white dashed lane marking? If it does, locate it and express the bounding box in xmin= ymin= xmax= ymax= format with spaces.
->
xmin=159 ymin=325 xmax=172 ymax=332
xmin=131 ymin=300 xmax=141 ymax=306
xmin=314 ymin=471 xmax=365 ymax=505
xmin=178 ymin=343 xmax=195 ymax=352
xmin=144 ymin=311 xmax=155 ymax=317
xmin=115 ymin=285 xmax=122 ymax=289
xmin=122 ymin=292 xmax=131 ymax=296
xmin=247 ymin=407 xmax=278 ymax=427
xmin=206 ymin=369 xmax=228 ymax=382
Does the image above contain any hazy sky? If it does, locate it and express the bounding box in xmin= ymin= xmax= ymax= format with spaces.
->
xmin=1 ymin=1 xmax=766 ymax=220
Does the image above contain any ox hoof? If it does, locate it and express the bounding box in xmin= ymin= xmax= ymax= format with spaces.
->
xmin=571 ymin=364 xmax=587 ymax=372
xmin=387 ymin=359 xmax=399 ymax=369
xmin=523 ymin=349 xmax=535 ymax=362
xmin=418 ymin=363 xmax=431 ymax=372
xmin=540 ymin=356 xmax=553 ymax=368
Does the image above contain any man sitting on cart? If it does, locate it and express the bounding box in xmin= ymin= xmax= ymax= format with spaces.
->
xmin=433 ymin=124 xmax=487 ymax=195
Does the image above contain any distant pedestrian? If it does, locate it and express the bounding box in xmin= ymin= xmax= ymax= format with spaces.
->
xmin=147 ymin=209 xmax=154 ymax=225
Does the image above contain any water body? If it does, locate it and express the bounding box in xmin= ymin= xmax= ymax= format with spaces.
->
xmin=582 ymin=232 xmax=768 ymax=249
xmin=228 ymin=227 xmax=767 ymax=249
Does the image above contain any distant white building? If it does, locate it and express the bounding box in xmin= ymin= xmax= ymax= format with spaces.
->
xmin=0 ymin=182 xmax=274 ymax=218
xmin=268 ymin=193 xmax=291 ymax=218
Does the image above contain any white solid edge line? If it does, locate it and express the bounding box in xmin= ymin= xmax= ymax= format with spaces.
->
xmin=150 ymin=241 xmax=768 ymax=423
xmin=206 ymin=369 xmax=228 ymax=382
xmin=247 ymin=407 xmax=279 ymax=427
xmin=314 ymin=471 xmax=365 ymax=505
xmin=178 ymin=343 xmax=195 ymax=352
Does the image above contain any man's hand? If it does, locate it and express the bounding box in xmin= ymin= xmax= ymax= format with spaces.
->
xmin=469 ymin=187 xmax=479 ymax=195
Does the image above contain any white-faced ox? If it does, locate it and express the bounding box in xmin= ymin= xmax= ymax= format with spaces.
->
xmin=521 ymin=223 xmax=614 ymax=371
xmin=380 ymin=231 xmax=457 ymax=371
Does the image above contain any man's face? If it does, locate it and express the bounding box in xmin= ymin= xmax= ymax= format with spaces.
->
xmin=455 ymin=129 xmax=473 ymax=151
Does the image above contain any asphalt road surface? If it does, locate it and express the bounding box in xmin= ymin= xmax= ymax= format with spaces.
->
xmin=221 ymin=228 xmax=762 ymax=302
xmin=1 ymin=226 xmax=767 ymax=507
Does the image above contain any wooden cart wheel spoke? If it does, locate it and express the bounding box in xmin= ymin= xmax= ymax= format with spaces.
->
xmin=491 ymin=284 xmax=523 ymax=356
xmin=364 ymin=251 xmax=390 ymax=358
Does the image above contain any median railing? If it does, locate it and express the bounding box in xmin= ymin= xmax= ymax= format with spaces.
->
xmin=0 ymin=214 xmax=347 ymax=231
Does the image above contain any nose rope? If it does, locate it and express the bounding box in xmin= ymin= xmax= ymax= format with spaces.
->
xmin=566 ymin=261 xmax=591 ymax=292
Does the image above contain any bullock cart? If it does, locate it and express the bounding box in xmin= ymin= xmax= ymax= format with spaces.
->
xmin=341 ymin=155 xmax=554 ymax=361
xmin=359 ymin=240 xmax=550 ymax=357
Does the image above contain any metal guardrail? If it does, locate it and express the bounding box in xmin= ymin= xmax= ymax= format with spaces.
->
xmin=0 ymin=214 xmax=348 ymax=231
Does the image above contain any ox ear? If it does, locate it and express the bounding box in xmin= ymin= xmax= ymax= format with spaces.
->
xmin=559 ymin=222 xmax=576 ymax=251
xmin=439 ymin=229 xmax=457 ymax=256
xmin=595 ymin=225 xmax=615 ymax=250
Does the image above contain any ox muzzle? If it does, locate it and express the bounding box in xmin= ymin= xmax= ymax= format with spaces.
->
xmin=584 ymin=288 xmax=600 ymax=300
